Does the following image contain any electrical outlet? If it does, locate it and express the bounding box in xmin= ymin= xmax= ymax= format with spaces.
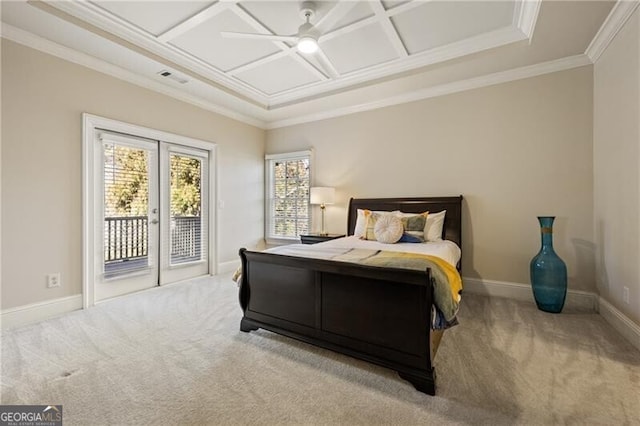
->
xmin=47 ymin=273 xmax=61 ymax=288
xmin=623 ymin=286 xmax=629 ymax=304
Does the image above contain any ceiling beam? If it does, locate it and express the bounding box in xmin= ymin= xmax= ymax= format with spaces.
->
xmin=157 ymin=1 xmax=236 ymax=43
xmin=319 ymin=14 xmax=377 ymax=43
xmin=227 ymin=50 xmax=291 ymax=75
xmin=315 ymin=1 xmax=360 ymax=34
xmin=385 ymin=0 xmax=432 ymax=18
xmin=370 ymin=0 xmax=408 ymax=58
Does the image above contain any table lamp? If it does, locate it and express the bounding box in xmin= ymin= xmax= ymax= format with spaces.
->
xmin=310 ymin=187 xmax=335 ymax=236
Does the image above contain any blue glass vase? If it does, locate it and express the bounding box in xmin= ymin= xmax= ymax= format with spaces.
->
xmin=530 ymin=216 xmax=567 ymax=313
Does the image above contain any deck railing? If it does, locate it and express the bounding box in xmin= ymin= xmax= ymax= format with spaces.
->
xmin=104 ymin=216 xmax=148 ymax=262
xmin=171 ymin=216 xmax=202 ymax=264
xmin=104 ymin=215 xmax=202 ymax=265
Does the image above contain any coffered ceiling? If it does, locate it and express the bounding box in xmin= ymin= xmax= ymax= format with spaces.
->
xmin=0 ymin=1 xmax=620 ymax=127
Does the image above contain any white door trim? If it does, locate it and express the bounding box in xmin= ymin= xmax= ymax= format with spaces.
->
xmin=82 ymin=113 xmax=218 ymax=308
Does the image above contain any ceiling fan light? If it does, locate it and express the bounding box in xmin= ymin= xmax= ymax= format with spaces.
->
xmin=297 ymin=36 xmax=318 ymax=54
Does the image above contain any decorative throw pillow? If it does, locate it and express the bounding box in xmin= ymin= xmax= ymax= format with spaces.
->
xmin=362 ymin=211 xmax=400 ymax=240
xmin=353 ymin=209 xmax=371 ymax=238
xmin=398 ymin=233 xmax=423 ymax=243
xmin=364 ymin=212 xmax=381 ymax=240
xmin=374 ymin=214 xmax=403 ymax=244
xmin=398 ymin=211 xmax=429 ymax=242
xmin=425 ymin=210 xmax=446 ymax=241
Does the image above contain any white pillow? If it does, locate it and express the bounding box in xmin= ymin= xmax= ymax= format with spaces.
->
xmin=373 ymin=214 xmax=403 ymax=244
xmin=425 ymin=210 xmax=446 ymax=241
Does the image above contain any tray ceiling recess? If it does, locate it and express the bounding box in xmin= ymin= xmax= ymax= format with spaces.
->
xmin=38 ymin=0 xmax=540 ymax=109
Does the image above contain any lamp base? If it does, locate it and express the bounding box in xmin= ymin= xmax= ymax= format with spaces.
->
xmin=320 ymin=205 xmax=327 ymax=237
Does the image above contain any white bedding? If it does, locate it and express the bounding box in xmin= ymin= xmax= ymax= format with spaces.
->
xmin=266 ymin=235 xmax=461 ymax=267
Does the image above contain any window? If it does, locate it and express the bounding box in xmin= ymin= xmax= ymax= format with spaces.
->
xmin=265 ymin=151 xmax=311 ymax=242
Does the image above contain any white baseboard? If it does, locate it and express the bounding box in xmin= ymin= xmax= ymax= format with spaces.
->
xmin=1 ymin=295 xmax=83 ymax=330
xmin=3 ymin=276 xmax=637 ymax=354
xmin=218 ymin=260 xmax=240 ymax=274
xmin=462 ymin=277 xmax=640 ymax=351
xmin=598 ymin=297 xmax=640 ymax=352
xmin=462 ymin=277 xmax=598 ymax=312
xmin=463 ymin=277 xmax=532 ymax=301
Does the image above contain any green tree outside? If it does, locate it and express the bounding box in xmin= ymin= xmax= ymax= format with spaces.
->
xmin=104 ymin=145 xmax=201 ymax=217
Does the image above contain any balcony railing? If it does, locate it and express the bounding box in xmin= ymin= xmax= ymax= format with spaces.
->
xmin=104 ymin=215 xmax=202 ymax=276
xmin=105 ymin=216 xmax=148 ymax=262
xmin=170 ymin=216 xmax=202 ymax=264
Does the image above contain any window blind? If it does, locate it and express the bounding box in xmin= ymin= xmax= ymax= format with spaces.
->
xmin=266 ymin=151 xmax=311 ymax=240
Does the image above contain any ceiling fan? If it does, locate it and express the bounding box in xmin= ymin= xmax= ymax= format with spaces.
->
xmin=220 ymin=1 xmax=350 ymax=77
xmin=222 ymin=1 xmax=321 ymax=53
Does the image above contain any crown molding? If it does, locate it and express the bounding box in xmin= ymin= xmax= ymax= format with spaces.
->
xmin=40 ymin=0 xmax=271 ymax=106
xmin=517 ymin=0 xmax=542 ymax=41
xmin=1 ymin=24 xmax=267 ymax=128
xmin=266 ymin=54 xmax=592 ymax=129
xmin=586 ymin=0 xmax=640 ymax=63
xmin=2 ymin=21 xmax=594 ymax=131
xmin=268 ymin=26 xmax=528 ymax=108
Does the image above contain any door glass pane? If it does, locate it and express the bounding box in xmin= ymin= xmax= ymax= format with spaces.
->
xmin=103 ymin=143 xmax=150 ymax=277
xmin=170 ymin=154 xmax=203 ymax=265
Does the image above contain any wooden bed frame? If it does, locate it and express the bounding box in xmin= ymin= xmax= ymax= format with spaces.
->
xmin=238 ymin=196 xmax=463 ymax=395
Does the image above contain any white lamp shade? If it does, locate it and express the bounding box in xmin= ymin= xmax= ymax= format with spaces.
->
xmin=310 ymin=187 xmax=335 ymax=205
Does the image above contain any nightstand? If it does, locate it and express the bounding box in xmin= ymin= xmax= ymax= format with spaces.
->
xmin=300 ymin=233 xmax=345 ymax=245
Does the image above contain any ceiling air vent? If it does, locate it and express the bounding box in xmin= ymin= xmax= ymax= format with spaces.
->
xmin=157 ymin=70 xmax=188 ymax=84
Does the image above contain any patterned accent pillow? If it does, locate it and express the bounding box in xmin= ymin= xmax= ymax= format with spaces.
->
xmin=364 ymin=212 xmax=380 ymax=240
xmin=399 ymin=212 xmax=429 ymax=242
xmin=353 ymin=209 xmax=371 ymax=238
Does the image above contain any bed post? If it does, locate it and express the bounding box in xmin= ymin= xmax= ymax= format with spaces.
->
xmin=238 ymin=248 xmax=259 ymax=333
xmin=398 ymin=370 xmax=436 ymax=396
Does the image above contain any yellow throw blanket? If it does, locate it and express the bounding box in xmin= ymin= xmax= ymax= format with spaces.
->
xmin=334 ymin=250 xmax=462 ymax=322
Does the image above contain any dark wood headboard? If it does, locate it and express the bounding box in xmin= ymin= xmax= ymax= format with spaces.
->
xmin=347 ymin=196 xmax=463 ymax=250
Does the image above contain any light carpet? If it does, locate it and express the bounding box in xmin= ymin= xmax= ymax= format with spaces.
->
xmin=1 ymin=274 xmax=639 ymax=425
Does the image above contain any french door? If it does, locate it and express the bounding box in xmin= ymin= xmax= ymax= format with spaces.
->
xmin=93 ymin=130 xmax=209 ymax=302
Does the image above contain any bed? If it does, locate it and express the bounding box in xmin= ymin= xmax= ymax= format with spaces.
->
xmin=237 ymin=196 xmax=463 ymax=395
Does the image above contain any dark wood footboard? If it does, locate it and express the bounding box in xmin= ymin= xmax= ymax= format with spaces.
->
xmin=238 ymin=248 xmax=438 ymax=394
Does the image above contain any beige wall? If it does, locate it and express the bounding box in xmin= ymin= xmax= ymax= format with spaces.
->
xmin=594 ymin=8 xmax=640 ymax=325
xmin=1 ymin=40 xmax=265 ymax=309
xmin=267 ymin=67 xmax=595 ymax=292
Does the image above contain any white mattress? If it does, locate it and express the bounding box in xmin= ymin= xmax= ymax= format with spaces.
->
xmin=266 ymin=236 xmax=461 ymax=267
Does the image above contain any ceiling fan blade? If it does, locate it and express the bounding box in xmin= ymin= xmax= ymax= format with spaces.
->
xmin=220 ymin=32 xmax=297 ymax=43
xmin=314 ymin=48 xmax=339 ymax=79
xmin=315 ymin=1 xmax=360 ymax=35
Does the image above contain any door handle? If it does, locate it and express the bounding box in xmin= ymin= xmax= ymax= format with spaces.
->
xmin=151 ymin=219 xmax=159 ymax=224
